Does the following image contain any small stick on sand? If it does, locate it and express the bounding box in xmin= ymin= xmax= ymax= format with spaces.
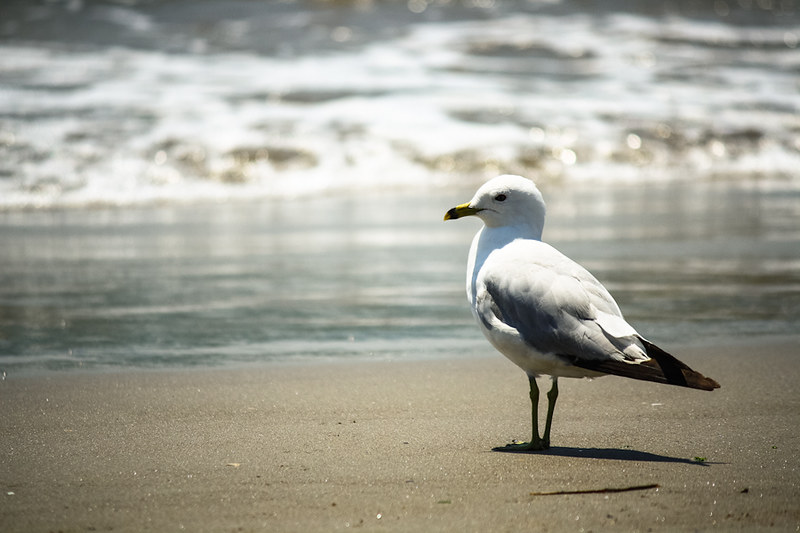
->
xmin=530 ymin=483 xmax=660 ymax=496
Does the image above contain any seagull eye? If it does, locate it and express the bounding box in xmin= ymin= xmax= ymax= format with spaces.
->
xmin=495 ymin=194 xmax=507 ymax=202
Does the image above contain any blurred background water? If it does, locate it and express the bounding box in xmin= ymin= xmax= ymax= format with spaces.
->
xmin=0 ymin=0 xmax=798 ymax=373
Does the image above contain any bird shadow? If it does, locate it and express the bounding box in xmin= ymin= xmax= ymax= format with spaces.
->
xmin=492 ymin=445 xmax=718 ymax=466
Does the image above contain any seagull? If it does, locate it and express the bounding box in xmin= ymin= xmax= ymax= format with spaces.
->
xmin=444 ymin=175 xmax=720 ymax=451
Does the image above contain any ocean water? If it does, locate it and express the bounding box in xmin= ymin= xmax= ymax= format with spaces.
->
xmin=1 ymin=0 xmax=799 ymax=207
xmin=0 ymin=0 xmax=799 ymax=372
xmin=1 ymin=180 xmax=798 ymax=374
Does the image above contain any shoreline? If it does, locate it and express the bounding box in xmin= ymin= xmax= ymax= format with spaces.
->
xmin=5 ymin=331 xmax=800 ymax=379
xmin=2 ymin=342 xmax=799 ymax=531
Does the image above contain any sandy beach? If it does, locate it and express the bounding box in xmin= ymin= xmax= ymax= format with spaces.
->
xmin=2 ymin=341 xmax=798 ymax=532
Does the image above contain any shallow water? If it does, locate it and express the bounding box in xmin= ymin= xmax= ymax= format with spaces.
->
xmin=1 ymin=180 xmax=798 ymax=373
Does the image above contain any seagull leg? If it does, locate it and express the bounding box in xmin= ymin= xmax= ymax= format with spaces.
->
xmin=494 ymin=374 xmax=549 ymax=452
xmin=528 ymin=374 xmax=543 ymax=446
xmin=542 ymin=377 xmax=558 ymax=448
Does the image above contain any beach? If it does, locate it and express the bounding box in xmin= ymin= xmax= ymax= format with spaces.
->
xmin=2 ymin=1 xmax=800 ymax=530
xmin=0 ymin=183 xmax=797 ymax=533
xmin=2 ymin=341 xmax=798 ymax=532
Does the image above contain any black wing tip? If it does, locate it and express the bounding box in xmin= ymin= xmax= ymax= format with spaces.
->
xmin=684 ymin=371 xmax=721 ymax=391
xmin=572 ymin=339 xmax=721 ymax=391
xmin=640 ymin=339 xmax=720 ymax=391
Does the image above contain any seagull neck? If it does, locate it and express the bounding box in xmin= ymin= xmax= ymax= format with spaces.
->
xmin=482 ymin=223 xmax=543 ymax=245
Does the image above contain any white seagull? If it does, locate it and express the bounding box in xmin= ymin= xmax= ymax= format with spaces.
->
xmin=444 ymin=175 xmax=720 ymax=451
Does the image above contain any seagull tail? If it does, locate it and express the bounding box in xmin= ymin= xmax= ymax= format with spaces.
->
xmin=574 ymin=339 xmax=721 ymax=391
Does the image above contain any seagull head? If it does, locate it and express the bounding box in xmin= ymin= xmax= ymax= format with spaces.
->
xmin=444 ymin=174 xmax=546 ymax=237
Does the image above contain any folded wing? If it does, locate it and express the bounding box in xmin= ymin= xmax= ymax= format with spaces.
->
xmin=478 ymin=240 xmax=719 ymax=391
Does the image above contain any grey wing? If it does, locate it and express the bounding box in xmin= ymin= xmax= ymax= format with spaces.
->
xmin=480 ymin=244 xmax=647 ymax=364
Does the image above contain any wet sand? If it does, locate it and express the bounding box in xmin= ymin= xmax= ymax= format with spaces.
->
xmin=2 ymin=341 xmax=799 ymax=532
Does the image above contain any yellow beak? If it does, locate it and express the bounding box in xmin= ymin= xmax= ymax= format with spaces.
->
xmin=444 ymin=202 xmax=481 ymax=221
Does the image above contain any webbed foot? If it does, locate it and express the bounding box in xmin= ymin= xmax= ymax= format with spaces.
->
xmin=493 ymin=438 xmax=550 ymax=452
